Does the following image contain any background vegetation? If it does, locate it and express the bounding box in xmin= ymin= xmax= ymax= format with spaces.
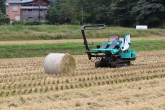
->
xmin=1 ymin=0 xmax=165 ymax=28
xmin=12 ymin=21 xmax=42 ymax=25
xmin=0 ymin=8 xmax=9 ymax=25
xmin=0 ymin=18 xmax=10 ymax=25
xmin=0 ymin=25 xmax=164 ymax=41
xmin=0 ymin=0 xmax=5 ymax=14
xmin=45 ymin=0 xmax=165 ymax=28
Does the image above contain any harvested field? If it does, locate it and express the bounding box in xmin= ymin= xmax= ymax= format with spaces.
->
xmin=0 ymin=50 xmax=165 ymax=110
xmin=0 ymin=36 xmax=165 ymax=44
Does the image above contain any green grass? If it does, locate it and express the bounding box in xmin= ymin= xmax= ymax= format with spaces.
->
xmin=0 ymin=25 xmax=164 ymax=41
xmin=0 ymin=40 xmax=164 ymax=59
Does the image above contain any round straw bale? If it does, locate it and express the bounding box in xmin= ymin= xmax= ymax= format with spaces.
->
xmin=44 ymin=53 xmax=76 ymax=74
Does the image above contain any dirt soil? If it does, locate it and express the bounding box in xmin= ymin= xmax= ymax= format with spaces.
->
xmin=0 ymin=36 xmax=165 ymax=44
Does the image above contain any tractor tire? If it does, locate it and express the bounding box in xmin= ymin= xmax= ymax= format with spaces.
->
xmin=111 ymin=62 xmax=116 ymax=68
xmin=127 ymin=61 xmax=131 ymax=66
xmin=95 ymin=61 xmax=100 ymax=68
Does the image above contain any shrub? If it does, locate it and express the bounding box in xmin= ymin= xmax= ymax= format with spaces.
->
xmin=0 ymin=18 xmax=10 ymax=25
xmin=12 ymin=21 xmax=25 ymax=25
xmin=12 ymin=21 xmax=42 ymax=26
xmin=71 ymin=20 xmax=80 ymax=25
xmin=24 ymin=21 xmax=41 ymax=25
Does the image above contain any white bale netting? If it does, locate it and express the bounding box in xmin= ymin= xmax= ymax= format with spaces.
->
xmin=136 ymin=25 xmax=148 ymax=29
xmin=44 ymin=53 xmax=76 ymax=74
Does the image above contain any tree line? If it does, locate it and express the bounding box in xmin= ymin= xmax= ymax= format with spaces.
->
xmin=0 ymin=0 xmax=165 ymax=27
xmin=46 ymin=0 xmax=165 ymax=28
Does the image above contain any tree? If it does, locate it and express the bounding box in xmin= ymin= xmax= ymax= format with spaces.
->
xmin=47 ymin=0 xmax=165 ymax=28
xmin=94 ymin=5 xmax=110 ymax=24
xmin=0 ymin=0 xmax=5 ymax=14
xmin=0 ymin=10 xmax=5 ymax=18
xmin=76 ymin=0 xmax=112 ymax=24
xmin=46 ymin=0 xmax=78 ymax=24
xmin=108 ymin=0 xmax=137 ymax=27
xmin=57 ymin=0 xmax=78 ymax=23
xmin=132 ymin=0 xmax=165 ymax=28
xmin=47 ymin=0 xmax=112 ymax=24
xmin=50 ymin=0 xmax=56 ymax=7
xmin=45 ymin=7 xmax=65 ymax=24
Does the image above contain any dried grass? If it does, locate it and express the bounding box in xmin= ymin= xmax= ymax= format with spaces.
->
xmin=1 ymin=78 xmax=165 ymax=110
xmin=0 ymin=50 xmax=165 ymax=110
xmin=44 ymin=53 xmax=76 ymax=74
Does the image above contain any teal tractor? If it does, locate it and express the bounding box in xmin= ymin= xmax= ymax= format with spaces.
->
xmin=81 ymin=24 xmax=136 ymax=68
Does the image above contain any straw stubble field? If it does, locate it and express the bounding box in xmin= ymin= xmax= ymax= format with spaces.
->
xmin=0 ymin=50 xmax=165 ymax=110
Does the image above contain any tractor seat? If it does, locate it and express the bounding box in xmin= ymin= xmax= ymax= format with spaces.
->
xmin=92 ymin=42 xmax=119 ymax=54
xmin=106 ymin=42 xmax=117 ymax=49
xmin=98 ymin=42 xmax=108 ymax=49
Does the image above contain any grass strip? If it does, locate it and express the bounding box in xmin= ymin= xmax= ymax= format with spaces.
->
xmin=0 ymin=40 xmax=164 ymax=59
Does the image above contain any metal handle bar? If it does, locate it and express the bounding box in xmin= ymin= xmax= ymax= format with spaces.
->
xmin=81 ymin=24 xmax=106 ymax=30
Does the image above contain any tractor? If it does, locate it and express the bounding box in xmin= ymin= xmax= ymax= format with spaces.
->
xmin=81 ymin=24 xmax=136 ymax=68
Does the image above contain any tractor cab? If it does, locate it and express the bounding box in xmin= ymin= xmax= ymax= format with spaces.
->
xmin=95 ymin=34 xmax=121 ymax=50
xmin=108 ymin=34 xmax=122 ymax=42
xmin=92 ymin=34 xmax=132 ymax=54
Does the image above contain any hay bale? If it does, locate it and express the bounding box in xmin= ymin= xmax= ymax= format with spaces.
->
xmin=44 ymin=53 xmax=76 ymax=74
